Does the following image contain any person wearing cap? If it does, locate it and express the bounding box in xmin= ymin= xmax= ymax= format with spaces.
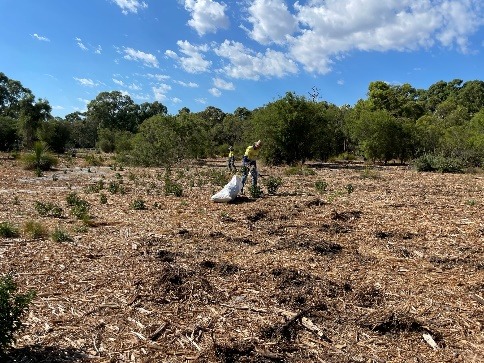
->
xmin=241 ymin=140 xmax=262 ymax=192
xmin=227 ymin=146 xmax=237 ymax=172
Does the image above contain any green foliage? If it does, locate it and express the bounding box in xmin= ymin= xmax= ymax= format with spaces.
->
xmin=206 ymin=168 xmax=229 ymax=187
xmin=248 ymin=185 xmax=263 ymax=198
xmin=21 ymin=141 xmax=58 ymax=173
xmin=284 ymin=165 xmax=316 ymax=176
xmin=314 ymin=180 xmax=328 ymax=193
xmin=0 ymin=116 xmax=19 ymax=151
xmin=164 ymin=179 xmax=183 ymax=197
xmin=0 ymin=222 xmax=19 ymax=238
xmin=84 ymin=153 xmax=103 ymax=166
xmin=51 ymin=228 xmax=72 ymax=242
xmin=66 ymin=193 xmax=91 ymax=222
xmin=412 ymin=154 xmax=464 ymax=173
xmin=108 ymin=180 xmax=124 ymax=194
xmin=345 ymin=184 xmax=354 ymax=194
xmin=0 ymin=274 xmax=36 ymax=354
xmin=23 ymin=220 xmax=48 ymax=239
xmin=37 ymin=119 xmax=71 ymax=153
xmin=263 ymin=176 xmax=283 ymax=195
xmin=34 ymin=201 xmax=63 ymax=218
xmin=131 ymin=199 xmax=147 ymax=210
xmin=100 ymin=193 xmax=108 ymax=204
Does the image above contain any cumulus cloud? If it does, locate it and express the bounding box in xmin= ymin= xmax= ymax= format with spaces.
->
xmin=209 ymin=88 xmax=222 ymax=97
xmin=75 ymin=37 xmax=88 ymax=51
xmin=213 ymin=78 xmax=234 ymax=90
xmin=246 ymin=0 xmax=298 ymax=45
xmin=214 ymin=40 xmax=298 ymax=80
xmin=153 ymin=83 xmax=172 ymax=101
xmin=32 ymin=33 xmax=50 ymax=42
xmin=146 ymin=73 xmax=171 ymax=81
xmin=184 ymin=0 xmax=229 ymax=35
xmin=286 ymin=0 xmax=483 ymax=73
xmin=168 ymin=40 xmax=212 ymax=73
xmin=74 ymin=77 xmax=98 ymax=87
xmin=123 ymin=47 xmax=159 ymax=68
xmin=112 ymin=0 xmax=147 ymax=15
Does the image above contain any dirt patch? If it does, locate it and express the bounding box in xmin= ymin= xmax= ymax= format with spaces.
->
xmin=0 ymin=155 xmax=483 ymax=362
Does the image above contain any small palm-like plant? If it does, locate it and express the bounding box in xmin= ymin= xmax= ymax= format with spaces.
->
xmin=21 ymin=141 xmax=58 ymax=175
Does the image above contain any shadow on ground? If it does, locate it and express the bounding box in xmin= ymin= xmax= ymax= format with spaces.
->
xmin=3 ymin=346 xmax=89 ymax=363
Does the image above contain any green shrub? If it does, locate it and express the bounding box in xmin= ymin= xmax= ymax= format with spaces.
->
xmin=21 ymin=141 xmax=58 ymax=173
xmin=284 ymin=165 xmax=316 ymax=176
xmin=66 ymin=193 xmax=90 ymax=222
xmin=315 ymin=180 xmax=328 ymax=193
xmin=51 ymin=228 xmax=72 ymax=242
xmin=164 ymin=179 xmax=183 ymax=197
xmin=100 ymin=193 xmax=108 ymax=204
xmin=413 ymin=154 xmax=464 ymax=173
xmin=34 ymin=201 xmax=63 ymax=218
xmin=0 ymin=274 xmax=36 ymax=354
xmin=249 ymin=185 xmax=263 ymax=198
xmin=263 ymin=176 xmax=283 ymax=195
xmin=23 ymin=220 xmax=48 ymax=239
xmin=132 ymin=199 xmax=147 ymax=210
xmin=0 ymin=222 xmax=19 ymax=238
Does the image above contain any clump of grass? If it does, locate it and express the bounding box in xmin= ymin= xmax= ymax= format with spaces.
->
xmin=360 ymin=166 xmax=381 ymax=179
xmin=84 ymin=153 xmax=103 ymax=166
xmin=263 ymin=176 xmax=283 ymax=195
xmin=51 ymin=228 xmax=72 ymax=242
xmin=0 ymin=222 xmax=19 ymax=238
xmin=108 ymin=180 xmax=124 ymax=194
xmin=284 ymin=165 xmax=316 ymax=176
xmin=345 ymin=184 xmax=354 ymax=194
xmin=23 ymin=220 xmax=48 ymax=239
xmin=100 ymin=193 xmax=108 ymax=204
xmin=34 ymin=201 xmax=63 ymax=218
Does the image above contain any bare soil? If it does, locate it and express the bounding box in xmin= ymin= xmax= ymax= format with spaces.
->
xmin=1 ymin=154 xmax=483 ymax=363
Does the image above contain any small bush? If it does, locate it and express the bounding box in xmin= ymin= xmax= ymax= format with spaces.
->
xmin=23 ymin=220 xmax=48 ymax=239
xmin=100 ymin=193 xmax=108 ymax=204
xmin=413 ymin=154 xmax=464 ymax=173
xmin=248 ymin=185 xmax=263 ymax=198
xmin=34 ymin=201 xmax=63 ymax=218
xmin=0 ymin=274 xmax=36 ymax=354
xmin=132 ymin=199 xmax=147 ymax=210
xmin=0 ymin=222 xmax=19 ymax=238
xmin=51 ymin=228 xmax=73 ymax=242
xmin=66 ymin=193 xmax=91 ymax=222
xmin=21 ymin=142 xmax=58 ymax=173
xmin=315 ymin=180 xmax=328 ymax=193
xmin=164 ymin=179 xmax=183 ymax=197
xmin=263 ymin=176 xmax=283 ymax=195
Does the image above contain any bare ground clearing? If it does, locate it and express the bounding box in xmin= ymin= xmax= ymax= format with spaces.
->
xmin=0 ymin=154 xmax=483 ymax=363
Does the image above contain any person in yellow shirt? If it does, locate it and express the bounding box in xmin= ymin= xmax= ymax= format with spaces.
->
xmin=241 ymin=140 xmax=262 ymax=192
xmin=227 ymin=146 xmax=236 ymax=172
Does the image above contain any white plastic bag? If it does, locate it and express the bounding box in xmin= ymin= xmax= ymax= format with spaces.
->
xmin=211 ymin=175 xmax=242 ymax=203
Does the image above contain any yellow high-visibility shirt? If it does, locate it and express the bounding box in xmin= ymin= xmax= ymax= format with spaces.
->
xmin=228 ymin=151 xmax=234 ymax=158
xmin=244 ymin=145 xmax=260 ymax=160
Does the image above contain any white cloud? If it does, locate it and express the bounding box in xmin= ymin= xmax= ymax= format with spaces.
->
xmin=32 ymin=33 xmax=50 ymax=42
xmin=95 ymin=45 xmax=102 ymax=54
xmin=153 ymin=84 xmax=172 ymax=101
xmin=174 ymin=80 xmax=199 ymax=88
xmin=209 ymin=88 xmax=222 ymax=97
xmin=246 ymin=0 xmax=298 ymax=45
xmin=184 ymin=0 xmax=229 ymax=35
xmin=286 ymin=0 xmax=484 ymax=73
xmin=75 ymin=37 xmax=88 ymax=51
xmin=146 ymin=73 xmax=171 ymax=81
xmin=113 ymin=78 xmax=125 ymax=86
xmin=112 ymin=0 xmax=148 ymax=15
xmin=214 ymin=40 xmax=298 ymax=80
xmin=170 ymin=40 xmax=212 ymax=73
xmin=195 ymin=97 xmax=207 ymax=105
xmin=123 ymin=47 xmax=159 ymax=68
xmin=213 ymin=77 xmax=234 ymax=90
xmin=172 ymin=97 xmax=182 ymax=104
xmin=74 ymin=77 xmax=98 ymax=87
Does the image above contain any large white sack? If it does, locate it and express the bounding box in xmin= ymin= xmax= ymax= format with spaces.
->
xmin=211 ymin=175 xmax=242 ymax=203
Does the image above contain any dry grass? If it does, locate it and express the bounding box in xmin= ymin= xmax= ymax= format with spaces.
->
xmin=1 ymin=154 xmax=483 ymax=363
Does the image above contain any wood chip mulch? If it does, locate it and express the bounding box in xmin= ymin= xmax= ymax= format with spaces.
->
xmin=1 ymin=155 xmax=483 ymax=363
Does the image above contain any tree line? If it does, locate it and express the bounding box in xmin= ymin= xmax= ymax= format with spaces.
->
xmin=1 ymin=72 xmax=483 ymax=169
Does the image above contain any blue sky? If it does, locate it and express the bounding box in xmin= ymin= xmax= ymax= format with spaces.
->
xmin=1 ymin=0 xmax=483 ymax=118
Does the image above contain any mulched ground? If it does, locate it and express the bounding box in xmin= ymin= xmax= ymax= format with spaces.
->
xmin=1 ymin=154 xmax=483 ymax=363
